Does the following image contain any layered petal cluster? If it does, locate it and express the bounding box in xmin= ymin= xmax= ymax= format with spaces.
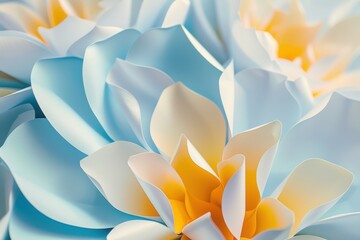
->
xmin=0 ymin=1 xmax=359 ymax=240
xmin=187 ymin=0 xmax=360 ymax=95
xmin=81 ymin=84 xmax=354 ymax=240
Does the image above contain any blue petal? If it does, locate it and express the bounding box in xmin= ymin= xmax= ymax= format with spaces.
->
xmin=298 ymin=213 xmax=360 ymax=239
xmin=83 ymin=29 xmax=142 ymax=143
xmin=268 ymin=90 xmax=360 ymax=214
xmin=32 ymin=57 xmax=111 ymax=154
xmin=126 ymin=25 xmax=224 ymax=110
xmin=232 ymin=68 xmax=301 ymax=134
xmin=0 ymin=161 xmax=13 ymax=239
xmin=9 ymin=193 xmax=110 ymax=240
xmin=106 ymin=59 xmax=173 ymax=151
xmin=0 ymin=119 xmax=137 ymax=229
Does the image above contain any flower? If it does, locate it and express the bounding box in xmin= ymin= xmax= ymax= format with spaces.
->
xmin=186 ymin=0 xmax=360 ymax=96
xmin=81 ymin=83 xmax=354 ymax=240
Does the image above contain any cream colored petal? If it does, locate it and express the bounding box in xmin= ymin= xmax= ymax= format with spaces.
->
xmin=107 ymin=220 xmax=178 ymax=240
xmin=151 ymin=83 xmax=226 ymax=171
xmin=171 ymin=136 xmax=220 ymax=202
xmin=276 ymin=159 xmax=353 ymax=234
xmin=223 ymin=121 xmax=281 ymax=211
xmin=128 ymin=152 xmax=190 ymax=233
xmin=182 ymin=213 xmax=225 ymax=240
xmin=162 ymin=0 xmax=190 ymax=28
xmin=80 ymin=141 xmax=158 ymax=217
xmin=218 ymin=155 xmax=246 ymax=240
xmin=315 ymin=15 xmax=360 ymax=58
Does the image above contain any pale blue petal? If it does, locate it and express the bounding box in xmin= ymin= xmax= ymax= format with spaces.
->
xmin=0 ymin=88 xmax=34 ymax=113
xmin=134 ymin=0 xmax=173 ymax=32
xmin=106 ymin=59 xmax=173 ymax=151
xmin=0 ymin=119 xmax=137 ymax=228
xmin=185 ymin=0 xmax=227 ymax=63
xmin=298 ymin=213 xmax=360 ymax=239
xmin=32 ymin=57 xmax=111 ymax=154
xmin=83 ymin=29 xmax=142 ymax=143
xmin=0 ymin=162 xmax=13 ymax=240
xmin=268 ymin=90 xmax=360 ymax=215
xmin=9 ymin=193 xmax=109 ymax=240
xmin=0 ymin=31 xmax=54 ymax=83
xmin=127 ymin=25 xmax=224 ymax=109
xmin=233 ymin=68 xmax=301 ymax=134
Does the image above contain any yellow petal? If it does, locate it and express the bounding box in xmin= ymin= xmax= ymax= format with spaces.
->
xmin=151 ymin=83 xmax=226 ymax=171
xmin=276 ymin=159 xmax=353 ymax=234
xmin=129 ymin=152 xmax=190 ymax=233
xmin=223 ymin=121 xmax=281 ymax=211
xmin=171 ymin=136 xmax=220 ymax=202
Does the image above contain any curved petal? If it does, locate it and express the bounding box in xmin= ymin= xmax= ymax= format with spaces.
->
xmin=83 ymin=29 xmax=141 ymax=142
xmin=107 ymin=220 xmax=178 ymax=240
xmin=231 ymin=21 xmax=280 ymax=72
xmin=288 ymin=236 xmax=325 ymax=240
xmin=223 ymin=121 xmax=281 ymax=210
xmin=0 ymin=104 xmax=34 ymax=146
xmin=106 ymin=59 xmax=173 ymax=151
xmin=252 ymin=198 xmax=294 ymax=240
xmin=232 ymin=68 xmax=300 ymax=134
xmin=128 ymin=152 xmax=190 ymax=233
xmin=67 ymin=25 xmax=121 ymax=57
xmin=134 ymin=0 xmax=173 ymax=31
xmin=218 ymin=155 xmax=246 ymax=240
xmin=127 ymin=25 xmax=224 ymax=109
xmin=0 ymin=31 xmax=53 ymax=83
xmin=271 ymin=90 xmax=360 ymax=214
xmin=0 ymin=87 xmax=34 ymax=113
xmin=9 ymin=194 xmax=109 ymax=240
xmin=182 ymin=212 xmax=225 ymax=240
xmin=0 ymin=119 xmax=135 ymax=228
xmin=275 ymin=159 xmax=353 ymax=234
xmin=151 ymin=83 xmax=226 ymax=171
xmin=298 ymin=213 xmax=360 ymax=239
xmin=0 ymin=162 xmax=13 ymax=239
xmin=38 ymin=16 xmax=95 ymax=55
xmin=162 ymin=0 xmax=190 ymax=28
xmin=80 ymin=141 xmax=158 ymax=217
xmin=171 ymin=136 xmax=220 ymax=202
xmin=32 ymin=57 xmax=111 ymax=154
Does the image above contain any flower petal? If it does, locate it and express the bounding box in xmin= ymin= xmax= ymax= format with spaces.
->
xmin=223 ymin=121 xmax=281 ymax=210
xmin=107 ymin=220 xmax=178 ymax=240
xmin=288 ymin=236 xmax=325 ymax=240
xmin=128 ymin=152 xmax=190 ymax=233
xmin=0 ymin=31 xmax=53 ymax=83
xmin=80 ymin=141 xmax=158 ymax=217
xmin=182 ymin=212 xmax=225 ymax=240
xmin=275 ymin=159 xmax=353 ymax=234
xmin=38 ymin=16 xmax=94 ymax=56
xmin=0 ymin=161 xmax=13 ymax=239
xmin=172 ymin=136 xmax=220 ymax=202
xmin=83 ymin=29 xmax=141 ymax=142
xmin=271 ymin=90 xmax=360 ymax=215
xmin=0 ymin=119 xmax=134 ymax=228
xmin=106 ymin=59 xmax=173 ymax=151
xmin=151 ymin=83 xmax=226 ymax=171
xmin=218 ymin=154 xmax=246 ymax=240
xmin=252 ymin=198 xmax=293 ymax=240
xmin=232 ymin=68 xmax=301 ymax=134
xmin=127 ymin=25 xmax=224 ymax=108
xmin=32 ymin=57 xmax=111 ymax=154
xmin=298 ymin=213 xmax=360 ymax=239
xmin=162 ymin=0 xmax=190 ymax=28
xmin=9 ymin=194 xmax=109 ymax=240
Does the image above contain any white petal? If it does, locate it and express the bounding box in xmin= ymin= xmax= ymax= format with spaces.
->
xmin=162 ymin=0 xmax=190 ymax=28
xmin=182 ymin=213 xmax=225 ymax=240
xmin=107 ymin=220 xmax=178 ymax=240
xmin=80 ymin=141 xmax=158 ymax=217
xmin=38 ymin=16 xmax=94 ymax=55
xmin=0 ymin=31 xmax=53 ymax=83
